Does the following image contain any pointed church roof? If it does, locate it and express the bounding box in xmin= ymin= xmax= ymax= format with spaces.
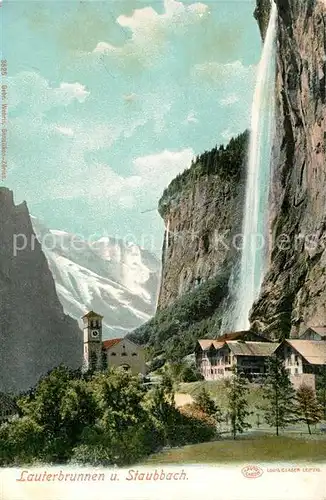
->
xmin=82 ymin=310 xmax=104 ymax=319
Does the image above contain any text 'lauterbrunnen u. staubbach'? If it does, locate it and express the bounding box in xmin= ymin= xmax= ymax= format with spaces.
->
xmin=131 ymin=0 xmax=326 ymax=361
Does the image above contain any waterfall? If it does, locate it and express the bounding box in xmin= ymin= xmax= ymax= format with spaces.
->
xmin=233 ymin=2 xmax=278 ymax=331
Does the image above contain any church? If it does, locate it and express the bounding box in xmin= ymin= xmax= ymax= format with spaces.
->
xmin=82 ymin=311 xmax=147 ymax=375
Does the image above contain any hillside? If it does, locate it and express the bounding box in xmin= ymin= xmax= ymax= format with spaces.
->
xmin=0 ymin=188 xmax=82 ymax=393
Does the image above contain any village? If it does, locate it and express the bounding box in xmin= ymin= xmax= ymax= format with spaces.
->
xmin=82 ymin=310 xmax=326 ymax=394
xmin=195 ymin=327 xmax=326 ymax=390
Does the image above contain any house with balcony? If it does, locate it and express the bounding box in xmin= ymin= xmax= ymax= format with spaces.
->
xmin=195 ymin=331 xmax=277 ymax=381
xmin=274 ymin=339 xmax=326 ymax=389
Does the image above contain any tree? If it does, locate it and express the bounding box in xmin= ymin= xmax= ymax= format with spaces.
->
xmin=195 ymin=388 xmax=217 ymax=416
xmin=296 ymin=384 xmax=322 ymax=434
xmin=195 ymin=388 xmax=223 ymax=429
xmin=101 ymin=348 xmax=108 ymax=371
xmin=149 ymin=373 xmax=179 ymax=445
xmin=316 ymin=364 xmax=326 ymax=420
xmin=60 ymin=379 xmax=98 ymax=444
xmin=89 ymin=351 xmax=98 ymax=374
xmin=226 ymin=369 xmax=251 ymax=439
xmin=262 ymin=355 xmax=297 ymax=436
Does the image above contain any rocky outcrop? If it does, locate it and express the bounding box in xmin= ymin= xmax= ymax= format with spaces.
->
xmin=250 ymin=0 xmax=326 ymax=338
xmin=157 ymin=133 xmax=248 ymax=311
xmin=254 ymin=0 xmax=272 ymax=39
xmin=0 ymin=188 xmax=82 ymax=393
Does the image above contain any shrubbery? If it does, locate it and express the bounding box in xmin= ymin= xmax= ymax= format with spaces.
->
xmin=0 ymin=366 xmax=217 ymax=466
xmin=129 ymin=268 xmax=230 ymax=362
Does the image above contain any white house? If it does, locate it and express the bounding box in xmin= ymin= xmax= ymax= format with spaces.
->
xmin=274 ymin=339 xmax=326 ymax=390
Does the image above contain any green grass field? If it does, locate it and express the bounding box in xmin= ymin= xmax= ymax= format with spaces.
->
xmin=177 ymin=380 xmax=266 ymax=427
xmin=145 ymin=435 xmax=326 ymax=464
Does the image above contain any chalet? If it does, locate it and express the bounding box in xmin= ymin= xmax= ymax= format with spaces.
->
xmin=275 ymin=339 xmax=326 ymax=375
xmin=299 ymin=326 xmax=326 ymax=341
xmin=195 ymin=331 xmax=277 ymax=381
xmin=274 ymin=339 xmax=326 ymax=390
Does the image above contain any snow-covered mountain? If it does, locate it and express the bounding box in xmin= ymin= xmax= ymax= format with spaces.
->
xmin=31 ymin=217 xmax=161 ymax=339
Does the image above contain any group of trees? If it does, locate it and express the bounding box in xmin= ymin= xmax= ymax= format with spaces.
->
xmin=193 ymin=356 xmax=325 ymax=439
xmin=0 ymin=366 xmax=217 ymax=467
xmin=194 ymin=372 xmax=252 ymax=440
xmin=129 ymin=268 xmax=230 ymax=363
xmin=158 ymin=131 xmax=249 ymax=218
xmin=262 ymin=357 xmax=319 ymax=436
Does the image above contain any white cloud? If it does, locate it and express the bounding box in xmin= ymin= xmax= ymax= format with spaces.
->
xmin=184 ymin=111 xmax=198 ymax=124
xmin=8 ymin=72 xmax=90 ymax=112
xmin=219 ymin=93 xmax=239 ymax=107
xmin=123 ymin=93 xmax=137 ymax=102
xmin=48 ymin=148 xmax=194 ymax=209
xmin=192 ymin=60 xmax=255 ymax=84
xmin=93 ymin=42 xmax=118 ymax=54
xmin=55 ymin=126 xmax=74 ymax=137
xmin=56 ymin=82 xmax=90 ymax=103
xmin=92 ymin=0 xmax=209 ymax=62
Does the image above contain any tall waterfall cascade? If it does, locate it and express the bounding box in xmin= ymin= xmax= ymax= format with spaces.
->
xmin=233 ymin=2 xmax=278 ymax=331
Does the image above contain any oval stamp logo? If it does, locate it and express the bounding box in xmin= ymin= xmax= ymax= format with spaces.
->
xmin=241 ymin=465 xmax=264 ymax=479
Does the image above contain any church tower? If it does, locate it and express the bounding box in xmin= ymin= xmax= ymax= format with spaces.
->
xmin=82 ymin=311 xmax=103 ymax=372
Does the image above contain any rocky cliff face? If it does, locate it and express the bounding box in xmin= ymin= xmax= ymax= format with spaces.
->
xmin=157 ymin=133 xmax=248 ymax=311
xmin=250 ymin=0 xmax=326 ymax=338
xmin=0 ymin=188 xmax=82 ymax=393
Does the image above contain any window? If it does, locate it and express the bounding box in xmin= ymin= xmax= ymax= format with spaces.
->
xmin=121 ymin=352 xmax=127 ymax=357
xmin=111 ymin=352 xmax=116 ymax=356
xmin=132 ymin=353 xmax=137 ymax=357
xmin=295 ymin=368 xmax=299 ymax=375
xmin=210 ymin=369 xmax=214 ymax=375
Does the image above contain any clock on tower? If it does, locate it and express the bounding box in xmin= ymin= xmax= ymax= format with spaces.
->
xmin=82 ymin=310 xmax=104 ymax=371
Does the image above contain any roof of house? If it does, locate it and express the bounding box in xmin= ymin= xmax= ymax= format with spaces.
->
xmin=82 ymin=310 xmax=104 ymax=319
xmin=285 ymin=340 xmax=326 ymax=365
xmin=197 ymin=339 xmax=224 ymax=351
xmin=226 ymin=341 xmax=279 ymax=357
xmin=306 ymin=326 xmax=326 ymax=337
xmin=102 ymin=338 xmax=123 ymax=350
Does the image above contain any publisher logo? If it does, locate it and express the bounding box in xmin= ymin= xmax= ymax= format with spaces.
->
xmin=241 ymin=465 xmax=264 ymax=479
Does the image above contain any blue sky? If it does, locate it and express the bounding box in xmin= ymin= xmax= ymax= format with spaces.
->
xmin=1 ymin=0 xmax=261 ymax=255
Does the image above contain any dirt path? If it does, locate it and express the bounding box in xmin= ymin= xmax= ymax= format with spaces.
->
xmin=174 ymin=393 xmax=195 ymax=408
